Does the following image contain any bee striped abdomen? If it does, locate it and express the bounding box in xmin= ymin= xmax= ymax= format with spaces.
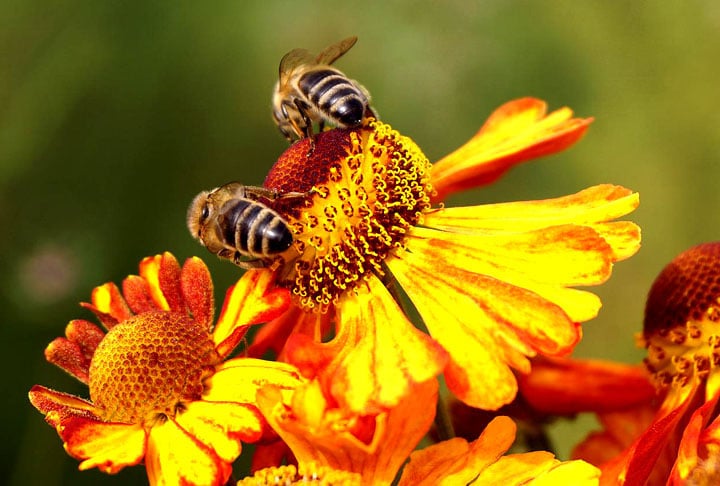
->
xmin=222 ymin=200 xmax=293 ymax=258
xmin=299 ymin=69 xmax=367 ymax=127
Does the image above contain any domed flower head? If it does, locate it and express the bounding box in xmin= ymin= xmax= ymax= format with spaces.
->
xmin=29 ymin=252 xmax=303 ymax=485
xmin=574 ymin=242 xmax=720 ymax=485
xmin=246 ymin=98 xmax=641 ymax=412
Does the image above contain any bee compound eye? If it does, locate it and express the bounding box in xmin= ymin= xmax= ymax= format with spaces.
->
xmin=201 ymin=205 xmax=210 ymax=222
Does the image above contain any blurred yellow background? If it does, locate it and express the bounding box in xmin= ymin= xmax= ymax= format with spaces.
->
xmin=2 ymin=1 xmax=719 ymax=484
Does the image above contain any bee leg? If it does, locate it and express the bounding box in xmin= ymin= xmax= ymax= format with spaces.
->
xmin=232 ymin=253 xmax=267 ymax=269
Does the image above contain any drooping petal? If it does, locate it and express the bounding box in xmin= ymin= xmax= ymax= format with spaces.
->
xmin=204 ymin=357 xmax=303 ymax=404
xmin=59 ymin=416 xmax=146 ymax=474
xmin=180 ymin=256 xmax=214 ymax=330
xmin=213 ymin=268 xmax=292 ymax=358
xmin=285 ymin=275 xmax=447 ymax=414
xmin=388 ymin=248 xmax=580 ymax=409
xmin=518 ymin=357 xmax=656 ymax=415
xmin=145 ymin=418 xmax=231 ymax=486
xmin=258 ymin=379 xmax=438 ymax=485
xmin=430 ymin=98 xmax=593 ymax=201
xmin=175 ymin=400 xmax=265 ymax=463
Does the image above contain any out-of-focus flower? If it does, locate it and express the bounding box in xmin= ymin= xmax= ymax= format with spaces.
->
xmin=29 ymin=252 xmax=303 ymax=486
xmin=251 ymin=98 xmax=641 ymax=412
xmin=570 ymin=243 xmax=720 ymax=485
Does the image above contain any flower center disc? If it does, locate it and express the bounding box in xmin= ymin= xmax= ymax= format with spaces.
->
xmin=264 ymin=119 xmax=433 ymax=311
xmin=89 ymin=311 xmax=220 ymax=424
xmin=643 ymin=243 xmax=720 ymax=388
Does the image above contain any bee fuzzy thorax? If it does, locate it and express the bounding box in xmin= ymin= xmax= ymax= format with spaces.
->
xmin=264 ymin=119 xmax=434 ymax=311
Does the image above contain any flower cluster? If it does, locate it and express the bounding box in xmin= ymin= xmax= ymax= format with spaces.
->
xmin=29 ymin=44 xmax=656 ymax=485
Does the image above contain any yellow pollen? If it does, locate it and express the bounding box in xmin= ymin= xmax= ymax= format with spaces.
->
xmin=88 ymin=311 xmax=220 ymax=424
xmin=270 ymin=120 xmax=433 ymax=311
xmin=236 ymin=463 xmax=361 ymax=485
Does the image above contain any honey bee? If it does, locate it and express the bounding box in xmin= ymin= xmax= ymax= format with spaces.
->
xmin=187 ymin=183 xmax=305 ymax=269
xmin=272 ymin=36 xmax=376 ymax=142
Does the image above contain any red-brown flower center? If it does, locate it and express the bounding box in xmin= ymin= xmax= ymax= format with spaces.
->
xmin=642 ymin=242 xmax=720 ymax=389
xmin=89 ymin=310 xmax=220 ymax=424
xmin=264 ymin=119 xmax=434 ymax=311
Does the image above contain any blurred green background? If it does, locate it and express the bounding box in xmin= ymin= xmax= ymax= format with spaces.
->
xmin=2 ymin=1 xmax=719 ymax=484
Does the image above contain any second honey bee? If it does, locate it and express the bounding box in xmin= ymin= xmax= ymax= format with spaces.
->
xmin=272 ymin=36 xmax=376 ymax=142
xmin=187 ymin=183 xmax=305 ymax=269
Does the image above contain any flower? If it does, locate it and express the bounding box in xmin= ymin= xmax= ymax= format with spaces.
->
xmin=243 ymin=370 xmax=600 ymax=485
xmin=29 ymin=252 xmax=304 ymax=486
xmin=251 ymin=98 xmax=641 ymax=412
xmin=574 ymin=242 xmax=720 ymax=485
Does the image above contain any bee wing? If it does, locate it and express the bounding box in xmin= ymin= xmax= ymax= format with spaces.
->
xmin=315 ymin=36 xmax=358 ymax=65
xmin=278 ymin=48 xmax=315 ymax=84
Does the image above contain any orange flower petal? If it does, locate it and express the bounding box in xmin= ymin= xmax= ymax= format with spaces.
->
xmin=156 ymin=252 xmax=186 ymax=313
xmin=176 ymin=400 xmax=264 ymax=463
xmin=248 ymin=304 xmax=329 ymax=359
xmin=430 ymin=98 xmax=593 ymax=201
xmin=213 ymin=268 xmax=292 ymax=357
xmin=669 ymin=391 xmax=720 ymax=484
xmin=180 ymin=256 xmax=214 ymax=330
xmin=258 ymin=379 xmax=438 ymax=484
xmin=205 ymin=358 xmax=303 ymax=404
xmin=121 ymin=274 xmax=157 ymax=314
xmin=518 ymin=357 xmax=656 ymax=415
xmin=60 ymin=417 xmax=146 ymax=474
xmin=287 ymin=275 xmax=448 ymax=414
xmin=146 ymin=419 xmax=231 ymax=486
xmin=399 ymin=416 xmax=516 ymax=485
xmin=44 ymin=337 xmax=91 ymax=384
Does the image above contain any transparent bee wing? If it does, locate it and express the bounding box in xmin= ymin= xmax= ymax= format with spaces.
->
xmin=315 ymin=36 xmax=358 ymax=65
xmin=278 ymin=48 xmax=316 ymax=82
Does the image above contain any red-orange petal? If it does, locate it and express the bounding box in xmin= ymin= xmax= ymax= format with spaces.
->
xmin=29 ymin=385 xmax=99 ymax=419
xmin=44 ymin=337 xmax=91 ymax=383
xmin=121 ymin=274 xmax=157 ymax=314
xmin=213 ymin=269 xmax=291 ymax=358
xmin=156 ymin=252 xmax=186 ymax=313
xmin=430 ymin=98 xmax=593 ymax=201
xmin=518 ymin=357 xmax=656 ymax=415
xmin=180 ymin=256 xmax=214 ymax=330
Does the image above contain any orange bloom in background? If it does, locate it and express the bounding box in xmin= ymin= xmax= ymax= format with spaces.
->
xmin=249 ymin=98 xmax=641 ymax=412
xmin=574 ymin=242 xmax=720 ymax=486
xmin=29 ymin=252 xmax=303 ymax=486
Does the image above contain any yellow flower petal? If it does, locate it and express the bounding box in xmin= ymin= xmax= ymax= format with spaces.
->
xmin=388 ymin=253 xmax=582 ymax=409
xmin=327 ymin=276 xmax=448 ymax=413
xmin=60 ymin=418 xmax=146 ymax=474
xmin=138 ymin=255 xmax=170 ymax=311
xmin=146 ymin=419 xmax=231 ymax=486
xmin=430 ymin=98 xmax=593 ymax=200
xmin=205 ymin=358 xmax=303 ymax=404
xmin=176 ymin=400 xmax=264 ymax=463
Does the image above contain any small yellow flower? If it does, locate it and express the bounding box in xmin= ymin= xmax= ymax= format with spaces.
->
xmin=29 ymin=252 xmax=303 ymax=486
xmin=251 ymin=98 xmax=641 ymax=411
